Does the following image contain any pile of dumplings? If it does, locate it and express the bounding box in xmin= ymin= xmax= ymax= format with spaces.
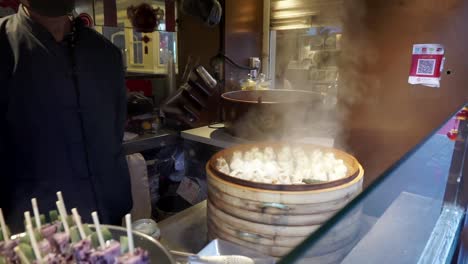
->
xmin=216 ymin=146 xmax=348 ymax=184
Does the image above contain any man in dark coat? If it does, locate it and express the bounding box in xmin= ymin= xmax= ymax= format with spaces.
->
xmin=0 ymin=0 xmax=132 ymax=232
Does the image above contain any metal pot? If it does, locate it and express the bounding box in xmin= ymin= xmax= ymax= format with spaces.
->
xmin=221 ymin=90 xmax=325 ymax=139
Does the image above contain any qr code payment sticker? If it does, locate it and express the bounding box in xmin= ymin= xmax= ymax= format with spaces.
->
xmin=416 ymin=59 xmax=436 ymax=75
xmin=409 ymin=44 xmax=444 ymax=87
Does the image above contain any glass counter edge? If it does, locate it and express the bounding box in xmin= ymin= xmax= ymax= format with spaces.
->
xmin=277 ymin=102 xmax=468 ymax=264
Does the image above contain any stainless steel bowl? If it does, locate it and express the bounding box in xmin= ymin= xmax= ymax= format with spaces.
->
xmin=98 ymin=224 xmax=174 ymax=264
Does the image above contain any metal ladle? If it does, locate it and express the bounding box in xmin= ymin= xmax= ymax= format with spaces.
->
xmin=170 ymin=250 xmax=255 ymax=264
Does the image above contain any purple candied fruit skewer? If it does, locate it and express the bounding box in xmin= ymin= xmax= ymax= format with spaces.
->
xmin=0 ymin=239 xmax=18 ymax=253
xmin=72 ymin=239 xmax=92 ymax=262
xmin=0 ymin=240 xmax=19 ymax=263
xmin=39 ymin=239 xmax=54 ymax=256
xmin=0 ymin=240 xmax=19 ymax=258
xmin=41 ymin=253 xmax=68 ymax=264
xmin=52 ymin=250 xmax=75 ymax=264
xmin=50 ymin=232 xmax=70 ymax=254
xmin=90 ymin=241 xmax=121 ymax=264
xmin=41 ymin=223 xmax=59 ymax=240
xmin=116 ymin=248 xmax=150 ymax=264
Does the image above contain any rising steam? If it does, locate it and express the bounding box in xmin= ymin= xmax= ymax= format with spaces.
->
xmin=267 ymin=0 xmax=378 ymax=149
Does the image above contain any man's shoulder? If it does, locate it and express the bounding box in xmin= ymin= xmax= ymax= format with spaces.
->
xmin=0 ymin=13 xmax=13 ymax=24
xmin=80 ymin=26 xmax=120 ymax=55
xmin=79 ymin=26 xmax=123 ymax=71
xmin=0 ymin=16 xmax=8 ymax=32
xmin=0 ymin=13 xmax=18 ymax=31
xmin=0 ymin=13 xmax=18 ymax=49
xmin=0 ymin=14 xmax=16 ymax=82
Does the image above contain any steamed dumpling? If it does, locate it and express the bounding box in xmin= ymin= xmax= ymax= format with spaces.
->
xmin=230 ymin=151 xmax=245 ymax=171
xmin=216 ymin=146 xmax=348 ymax=184
xmin=264 ymin=147 xmax=276 ymax=160
xmin=216 ymin=158 xmax=230 ymax=174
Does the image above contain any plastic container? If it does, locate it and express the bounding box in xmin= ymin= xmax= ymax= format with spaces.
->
xmin=132 ymin=218 xmax=161 ymax=240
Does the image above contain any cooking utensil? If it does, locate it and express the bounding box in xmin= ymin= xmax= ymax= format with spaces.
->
xmin=161 ymin=65 xmax=219 ymax=128
xmin=189 ymin=255 xmax=255 ymax=264
xmin=197 ymin=239 xmax=276 ymax=264
xmin=170 ymin=250 xmax=254 ymax=264
xmin=221 ymin=89 xmax=326 ymax=140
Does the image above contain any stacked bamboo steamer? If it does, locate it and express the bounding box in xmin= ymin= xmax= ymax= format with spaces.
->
xmin=206 ymin=143 xmax=364 ymax=261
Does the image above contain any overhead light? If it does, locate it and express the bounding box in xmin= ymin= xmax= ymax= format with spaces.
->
xmin=271 ymin=18 xmax=310 ymax=25
xmin=272 ymin=10 xmax=318 ymax=19
xmin=272 ymin=0 xmax=312 ymax=10
xmin=271 ymin=0 xmax=343 ymax=11
xmin=271 ymin=24 xmax=312 ymax=31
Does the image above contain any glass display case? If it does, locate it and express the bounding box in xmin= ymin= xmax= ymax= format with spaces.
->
xmin=160 ymin=104 xmax=467 ymax=264
xmin=275 ymin=104 xmax=468 ymax=264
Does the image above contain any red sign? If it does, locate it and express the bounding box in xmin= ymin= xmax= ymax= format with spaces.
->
xmin=408 ymin=44 xmax=445 ymax=88
xmin=409 ymin=54 xmax=444 ymax=78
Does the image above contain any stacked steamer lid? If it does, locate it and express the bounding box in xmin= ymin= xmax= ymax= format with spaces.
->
xmin=206 ymin=143 xmax=364 ymax=263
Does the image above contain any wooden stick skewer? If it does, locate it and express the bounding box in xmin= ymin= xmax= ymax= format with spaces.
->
xmin=0 ymin=208 xmax=10 ymax=242
xmin=24 ymin=211 xmax=33 ymax=231
xmin=71 ymin=208 xmax=86 ymax=240
xmin=26 ymin=224 xmax=42 ymax=263
xmin=56 ymin=192 xmax=67 ymax=213
xmin=91 ymin=212 xmax=106 ymax=249
xmin=56 ymin=201 xmax=70 ymax=236
xmin=14 ymin=246 xmax=31 ymax=264
xmin=125 ymin=214 xmax=135 ymax=255
xmin=31 ymin=198 xmax=41 ymax=229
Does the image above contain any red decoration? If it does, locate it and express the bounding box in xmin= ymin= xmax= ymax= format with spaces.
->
xmin=447 ymin=129 xmax=458 ymax=141
xmin=456 ymin=109 xmax=468 ymax=120
xmin=78 ymin=13 xmax=94 ymax=27
xmin=142 ymin=35 xmax=151 ymax=43
xmin=127 ymin=3 xmax=164 ymax=33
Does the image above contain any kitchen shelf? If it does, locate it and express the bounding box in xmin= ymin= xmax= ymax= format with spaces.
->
xmin=123 ymin=128 xmax=179 ymax=155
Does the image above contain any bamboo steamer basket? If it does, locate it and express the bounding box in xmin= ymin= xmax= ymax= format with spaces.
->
xmin=208 ymin=193 xmax=337 ymax=225
xmin=206 ymin=143 xmax=364 ymax=258
xmin=207 ymin=202 xmax=362 ymax=249
xmin=208 ymin=186 xmax=353 ymax=215
xmin=208 ymin=210 xmax=361 ymax=259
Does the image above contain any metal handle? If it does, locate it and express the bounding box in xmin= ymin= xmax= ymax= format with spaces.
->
xmin=170 ymin=250 xmax=196 ymax=257
xmin=261 ymin=202 xmax=289 ymax=211
xmin=196 ymin=66 xmax=217 ymax=89
xmin=237 ymin=231 xmax=261 ymax=240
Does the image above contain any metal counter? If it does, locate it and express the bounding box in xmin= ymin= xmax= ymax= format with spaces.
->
xmin=180 ymin=125 xmax=335 ymax=149
xmin=123 ymin=128 xmax=179 ymax=155
xmin=158 ymin=201 xmax=208 ymax=253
